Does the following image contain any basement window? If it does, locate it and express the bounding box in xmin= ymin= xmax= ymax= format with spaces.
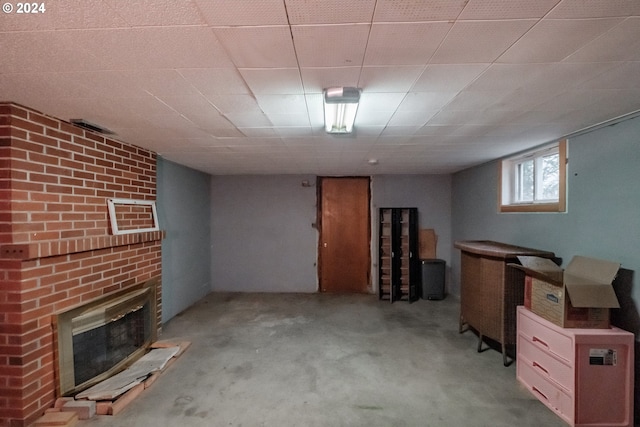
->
xmin=107 ymin=199 xmax=160 ymax=235
xmin=499 ymin=139 xmax=567 ymax=213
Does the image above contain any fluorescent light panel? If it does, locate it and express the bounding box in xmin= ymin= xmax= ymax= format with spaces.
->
xmin=324 ymin=87 xmax=360 ymax=134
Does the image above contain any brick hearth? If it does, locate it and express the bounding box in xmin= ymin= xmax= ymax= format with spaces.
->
xmin=0 ymin=103 xmax=163 ymax=427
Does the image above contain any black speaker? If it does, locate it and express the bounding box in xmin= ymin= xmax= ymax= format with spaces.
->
xmin=420 ymin=259 xmax=445 ymax=300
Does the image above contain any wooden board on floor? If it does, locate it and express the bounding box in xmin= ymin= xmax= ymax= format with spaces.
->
xmin=85 ymin=341 xmax=191 ymax=416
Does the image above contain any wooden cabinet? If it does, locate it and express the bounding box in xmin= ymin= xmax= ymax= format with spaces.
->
xmin=378 ymin=208 xmax=419 ymax=302
xmin=517 ymin=307 xmax=634 ymax=426
xmin=454 ymin=240 xmax=555 ymax=365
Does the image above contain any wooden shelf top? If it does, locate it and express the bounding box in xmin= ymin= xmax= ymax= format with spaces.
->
xmin=454 ymin=240 xmax=555 ymax=259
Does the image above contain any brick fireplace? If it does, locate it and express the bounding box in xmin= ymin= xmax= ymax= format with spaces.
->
xmin=0 ymin=103 xmax=163 ymax=427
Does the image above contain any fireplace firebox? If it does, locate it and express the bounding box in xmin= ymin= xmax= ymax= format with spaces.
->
xmin=54 ymin=281 xmax=158 ymax=397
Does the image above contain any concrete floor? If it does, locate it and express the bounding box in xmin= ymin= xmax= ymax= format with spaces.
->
xmin=83 ymin=293 xmax=566 ymax=427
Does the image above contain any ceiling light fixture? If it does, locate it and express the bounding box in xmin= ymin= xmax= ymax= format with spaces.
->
xmin=323 ymin=87 xmax=360 ymax=134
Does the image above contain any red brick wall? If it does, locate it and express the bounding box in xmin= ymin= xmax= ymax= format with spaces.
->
xmin=0 ymin=103 xmax=163 ymax=427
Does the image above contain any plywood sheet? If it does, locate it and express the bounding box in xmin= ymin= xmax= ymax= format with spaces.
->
xmin=76 ymin=347 xmax=180 ymax=401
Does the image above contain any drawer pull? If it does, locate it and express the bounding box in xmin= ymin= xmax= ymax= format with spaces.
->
xmin=532 ymin=361 xmax=549 ymax=375
xmin=532 ymin=336 xmax=549 ymax=349
xmin=532 ymin=386 xmax=549 ymax=402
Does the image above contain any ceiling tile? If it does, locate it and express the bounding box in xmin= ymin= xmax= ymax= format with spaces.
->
xmin=304 ymin=94 xmax=325 ymax=127
xmin=0 ymin=30 xmax=102 ymax=73
xmin=379 ymin=126 xmax=422 ymax=136
xmin=397 ymin=92 xmax=457 ymax=111
xmin=102 ymin=0 xmax=205 ymax=26
xmin=300 ymin=67 xmax=361 ymax=93
xmin=414 ymin=125 xmax=461 ymax=136
xmin=264 ymin=113 xmax=311 ymax=127
xmin=351 ymin=126 xmax=385 ymax=137
xmin=136 ymin=26 xmax=233 ymax=69
xmin=364 ymin=22 xmax=452 ymax=65
xmin=451 ymin=123 xmax=495 ymax=136
xmin=425 ymin=110 xmax=476 ymax=126
xmin=357 ymin=92 xmax=406 ymax=112
xmin=186 ymin=116 xmax=246 ymax=137
xmin=563 ymin=17 xmax=640 ymax=62
xmin=547 ymin=0 xmax=640 ymax=18
xmin=411 ymin=64 xmax=490 ymax=92
xmin=57 ymin=28 xmax=152 ymax=71
xmin=492 ymin=89 xmax=560 ymax=112
xmin=207 ymin=94 xmax=263 ymax=115
xmin=285 ymin=0 xmax=376 ymax=24
xmin=2 ymin=0 xmax=639 ymax=176
xmin=292 ymin=24 xmax=370 ymax=67
xmin=388 ymin=110 xmax=438 ymax=126
xmin=121 ymin=69 xmax=201 ymax=98
xmin=54 ymin=71 xmax=144 ymax=99
xmin=439 ymin=91 xmax=500 ymax=111
xmin=224 ymin=112 xmax=273 ymax=128
xmin=373 ymin=0 xmax=468 ymax=21
xmin=238 ymin=128 xmax=280 ymax=137
xmin=354 ymin=110 xmax=396 ymax=127
xmin=214 ymin=26 xmax=298 ymax=68
xmin=521 ymin=62 xmax=620 ymax=93
xmin=238 ymin=69 xmax=304 ymax=94
xmin=464 ymin=63 xmax=553 ymax=91
xmin=194 ymin=0 xmax=288 ymax=25
xmin=358 ymin=66 xmax=425 ymax=92
xmin=0 ymin=72 xmax=90 ymax=103
xmin=430 ymin=20 xmax=538 ymax=64
xmin=179 ymin=68 xmax=250 ymax=96
xmin=255 ymin=95 xmax=308 ymax=115
xmin=579 ymin=62 xmax=640 ymax=90
xmin=0 ymin=0 xmax=130 ymax=31
xmin=107 ymin=95 xmax=177 ymax=116
xmin=498 ymin=18 xmax=623 ymax=63
xmin=275 ymin=127 xmax=314 ymax=137
xmin=156 ymin=95 xmax=219 ymax=117
xmin=355 ymin=92 xmax=406 ymax=127
xmin=459 ymin=0 xmax=560 ymax=19
xmin=70 ymin=27 xmax=231 ymax=70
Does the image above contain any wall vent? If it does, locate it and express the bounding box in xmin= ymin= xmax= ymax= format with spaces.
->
xmin=70 ymin=119 xmax=115 ymax=135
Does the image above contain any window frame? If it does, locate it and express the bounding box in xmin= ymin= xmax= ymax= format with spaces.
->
xmin=499 ymin=139 xmax=567 ymax=213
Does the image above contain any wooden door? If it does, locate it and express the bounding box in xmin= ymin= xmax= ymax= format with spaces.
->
xmin=318 ymin=177 xmax=370 ymax=293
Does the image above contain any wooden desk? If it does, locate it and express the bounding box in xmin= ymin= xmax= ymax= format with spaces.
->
xmin=454 ymin=240 xmax=555 ymax=366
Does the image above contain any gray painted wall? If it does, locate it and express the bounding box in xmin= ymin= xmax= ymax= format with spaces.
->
xmin=210 ymin=175 xmax=319 ymax=292
xmin=450 ymin=115 xmax=640 ymax=320
xmin=371 ymin=175 xmax=452 ymax=293
xmin=210 ymin=174 xmax=453 ymax=295
xmin=157 ymin=157 xmax=212 ymax=323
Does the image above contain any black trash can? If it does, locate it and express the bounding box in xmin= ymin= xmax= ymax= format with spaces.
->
xmin=420 ymin=259 xmax=446 ymax=300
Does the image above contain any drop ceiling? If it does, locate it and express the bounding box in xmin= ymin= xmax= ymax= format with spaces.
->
xmin=1 ymin=0 xmax=639 ymax=175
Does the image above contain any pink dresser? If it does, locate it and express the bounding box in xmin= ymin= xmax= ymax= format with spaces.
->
xmin=517 ymin=306 xmax=634 ymax=426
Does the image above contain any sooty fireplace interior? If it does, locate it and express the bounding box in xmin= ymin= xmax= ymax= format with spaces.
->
xmin=55 ymin=280 xmax=158 ymax=396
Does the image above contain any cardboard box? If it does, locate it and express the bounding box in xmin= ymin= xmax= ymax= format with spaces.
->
xmin=419 ymin=228 xmax=437 ymax=259
xmin=512 ymin=255 xmax=620 ymax=328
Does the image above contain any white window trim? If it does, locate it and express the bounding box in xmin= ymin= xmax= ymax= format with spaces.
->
xmin=499 ymin=139 xmax=567 ymax=213
xmin=107 ymin=198 xmax=160 ymax=235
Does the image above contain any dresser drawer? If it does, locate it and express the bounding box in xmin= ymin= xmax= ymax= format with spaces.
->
xmin=518 ymin=334 xmax=573 ymax=390
xmin=518 ymin=355 xmax=573 ymax=425
xmin=518 ymin=307 xmax=573 ymax=363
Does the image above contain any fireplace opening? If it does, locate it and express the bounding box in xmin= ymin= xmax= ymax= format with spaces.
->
xmin=55 ymin=281 xmax=158 ymax=397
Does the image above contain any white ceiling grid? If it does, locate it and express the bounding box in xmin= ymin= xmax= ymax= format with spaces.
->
xmin=0 ymin=0 xmax=639 ymax=175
